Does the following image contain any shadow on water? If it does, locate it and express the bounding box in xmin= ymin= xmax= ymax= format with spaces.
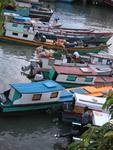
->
xmin=0 ymin=111 xmax=71 ymax=150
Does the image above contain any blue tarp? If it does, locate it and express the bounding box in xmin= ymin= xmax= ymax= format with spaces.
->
xmin=10 ymin=80 xmax=64 ymax=94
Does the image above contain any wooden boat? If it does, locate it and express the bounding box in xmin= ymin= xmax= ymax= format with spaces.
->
xmin=48 ymin=64 xmax=113 ymax=88
xmin=21 ymin=47 xmax=113 ymax=82
xmin=33 ymin=23 xmax=113 ymax=37
xmin=62 ymin=93 xmax=111 ymax=125
xmin=3 ymin=15 xmax=113 ymax=45
xmin=15 ymin=1 xmax=53 ymax=22
xmin=36 ymin=31 xmax=112 ymax=44
xmin=33 ymin=47 xmax=113 ymax=67
xmin=0 ymin=34 xmax=109 ymax=54
xmin=0 ymin=15 xmax=110 ymax=56
xmin=32 ymin=20 xmax=113 ymax=43
xmin=29 ymin=7 xmax=53 ymax=22
xmin=0 ymin=80 xmax=73 ymax=113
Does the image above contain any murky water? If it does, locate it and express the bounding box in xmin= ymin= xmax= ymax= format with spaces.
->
xmin=0 ymin=2 xmax=113 ymax=150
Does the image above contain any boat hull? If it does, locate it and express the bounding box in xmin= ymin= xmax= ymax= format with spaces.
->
xmin=0 ymin=36 xmax=108 ymax=54
xmin=0 ymin=101 xmax=63 ymax=113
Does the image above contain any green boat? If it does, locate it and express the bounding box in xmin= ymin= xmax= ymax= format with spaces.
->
xmin=48 ymin=64 xmax=113 ymax=88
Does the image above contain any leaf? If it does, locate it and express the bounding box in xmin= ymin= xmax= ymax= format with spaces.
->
xmin=104 ymin=131 xmax=113 ymax=138
xmin=102 ymin=98 xmax=113 ymax=110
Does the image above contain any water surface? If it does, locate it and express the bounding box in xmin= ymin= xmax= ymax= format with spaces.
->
xmin=0 ymin=2 xmax=113 ymax=150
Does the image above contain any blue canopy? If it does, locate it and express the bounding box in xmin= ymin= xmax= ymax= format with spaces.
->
xmin=10 ymin=80 xmax=64 ymax=94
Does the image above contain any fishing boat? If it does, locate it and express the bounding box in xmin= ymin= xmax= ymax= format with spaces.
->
xmin=29 ymin=3 xmax=53 ymax=22
xmin=0 ymin=80 xmax=73 ymax=113
xmin=34 ymin=27 xmax=112 ymax=44
xmin=3 ymin=10 xmax=113 ymax=38
xmin=0 ymin=35 xmax=108 ymax=54
xmin=31 ymin=18 xmax=113 ymax=43
xmin=62 ymin=93 xmax=110 ymax=124
xmin=32 ymin=47 xmax=113 ymax=67
xmin=21 ymin=47 xmax=113 ymax=81
xmin=1 ymin=15 xmax=109 ymax=53
xmin=8 ymin=1 xmax=53 ymax=22
xmin=48 ymin=64 xmax=113 ymax=88
xmin=1 ymin=15 xmax=112 ymax=49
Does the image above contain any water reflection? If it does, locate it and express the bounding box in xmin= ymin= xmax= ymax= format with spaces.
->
xmin=50 ymin=2 xmax=113 ymax=29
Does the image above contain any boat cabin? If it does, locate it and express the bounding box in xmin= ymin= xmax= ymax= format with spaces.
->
xmin=4 ymin=16 xmax=36 ymax=41
xmin=8 ymin=80 xmax=65 ymax=105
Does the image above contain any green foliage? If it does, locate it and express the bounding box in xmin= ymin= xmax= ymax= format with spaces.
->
xmin=103 ymin=90 xmax=113 ymax=110
xmin=0 ymin=0 xmax=16 ymax=35
xmin=0 ymin=0 xmax=16 ymax=8
xmin=69 ymin=122 xmax=113 ymax=150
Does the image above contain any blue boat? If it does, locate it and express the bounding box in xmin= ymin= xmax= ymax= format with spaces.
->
xmin=0 ymin=80 xmax=73 ymax=113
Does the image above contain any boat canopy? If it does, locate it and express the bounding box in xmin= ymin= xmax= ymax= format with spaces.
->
xmin=10 ymin=80 xmax=64 ymax=94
